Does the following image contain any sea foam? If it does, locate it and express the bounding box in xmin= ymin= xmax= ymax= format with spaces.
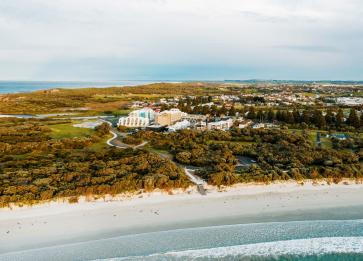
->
xmin=102 ymin=237 xmax=363 ymax=260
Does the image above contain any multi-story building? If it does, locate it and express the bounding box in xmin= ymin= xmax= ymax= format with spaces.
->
xmin=118 ymin=108 xmax=155 ymax=127
xmin=118 ymin=117 xmax=149 ymax=127
xmin=167 ymin=119 xmax=191 ymax=132
xmin=207 ymin=119 xmax=233 ymax=131
xmin=182 ymin=114 xmax=207 ymax=122
xmin=155 ymin=108 xmax=186 ymax=126
xmin=129 ymin=108 xmax=156 ymax=121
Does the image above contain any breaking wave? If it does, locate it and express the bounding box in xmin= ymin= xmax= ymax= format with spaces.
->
xmin=100 ymin=237 xmax=363 ymax=261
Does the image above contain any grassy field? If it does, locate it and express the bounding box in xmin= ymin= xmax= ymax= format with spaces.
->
xmin=89 ymin=135 xmax=112 ymax=150
xmin=49 ymin=123 xmax=94 ymax=139
xmin=109 ymin=109 xmax=131 ymax=116
xmin=288 ymin=129 xmax=333 ymax=149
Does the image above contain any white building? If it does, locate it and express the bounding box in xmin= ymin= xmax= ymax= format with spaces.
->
xmin=182 ymin=114 xmax=207 ymax=121
xmin=118 ymin=108 xmax=156 ymax=127
xmin=252 ymin=123 xmax=279 ymax=129
xmin=129 ymin=108 xmax=156 ymax=121
xmin=252 ymin=123 xmax=265 ymax=129
xmin=238 ymin=120 xmax=253 ymax=129
xmin=207 ymin=119 xmax=233 ymax=131
xmin=118 ymin=116 xmax=149 ymax=127
xmin=336 ymin=97 xmax=363 ymax=106
xmin=167 ymin=120 xmax=191 ymax=132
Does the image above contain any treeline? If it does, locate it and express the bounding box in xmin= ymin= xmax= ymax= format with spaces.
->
xmin=245 ymin=107 xmax=363 ymax=130
xmin=164 ymin=99 xmax=363 ymax=131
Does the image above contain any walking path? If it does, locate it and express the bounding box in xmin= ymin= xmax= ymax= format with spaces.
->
xmin=183 ymin=168 xmax=207 ymax=195
xmin=106 ymin=130 xmax=129 ymax=148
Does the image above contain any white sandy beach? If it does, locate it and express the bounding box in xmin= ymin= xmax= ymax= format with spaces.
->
xmin=1 ymin=181 xmax=363 ymax=254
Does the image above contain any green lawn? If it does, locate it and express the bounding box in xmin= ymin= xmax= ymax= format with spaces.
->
xmin=89 ymin=135 xmax=112 ymax=150
xmin=288 ymin=129 xmax=333 ymax=149
xmin=110 ymin=109 xmax=131 ymax=116
xmin=49 ymin=123 xmax=94 ymax=139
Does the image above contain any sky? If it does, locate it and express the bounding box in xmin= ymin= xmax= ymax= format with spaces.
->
xmin=0 ymin=0 xmax=362 ymax=81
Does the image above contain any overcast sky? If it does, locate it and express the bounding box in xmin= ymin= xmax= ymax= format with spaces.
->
xmin=0 ymin=0 xmax=362 ymax=81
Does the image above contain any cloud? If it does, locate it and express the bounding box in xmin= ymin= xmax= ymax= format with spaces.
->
xmin=273 ymin=45 xmax=341 ymax=53
xmin=0 ymin=0 xmax=362 ymax=80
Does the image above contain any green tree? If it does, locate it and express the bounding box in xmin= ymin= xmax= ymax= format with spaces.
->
xmin=348 ymin=108 xmax=360 ymax=128
xmin=267 ymin=109 xmax=275 ymax=121
xmin=287 ymin=112 xmax=295 ymax=124
xmin=325 ymin=109 xmax=334 ymax=125
xmin=302 ymin=110 xmax=310 ymax=124
xmin=336 ymin=109 xmax=344 ymax=128
xmin=247 ymin=106 xmax=256 ymax=119
xmin=95 ymin=122 xmax=111 ymax=136
xmin=229 ymin=106 xmax=236 ymax=116
xmin=293 ymin=109 xmax=300 ymax=123
xmin=313 ymin=110 xmax=326 ymax=129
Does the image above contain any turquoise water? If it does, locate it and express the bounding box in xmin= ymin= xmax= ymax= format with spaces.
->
xmin=0 ymin=80 xmax=160 ymax=94
xmin=1 ymin=219 xmax=363 ymax=261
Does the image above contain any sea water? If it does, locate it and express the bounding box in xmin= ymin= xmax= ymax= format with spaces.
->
xmin=1 ymin=219 xmax=363 ymax=261
xmin=0 ymin=80 xmax=162 ymax=94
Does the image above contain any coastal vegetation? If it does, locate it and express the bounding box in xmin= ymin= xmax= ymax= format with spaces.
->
xmin=0 ymin=82 xmax=362 ymax=207
xmin=0 ymin=83 xmax=225 ymax=114
xmin=0 ymin=118 xmax=190 ymax=207
xmin=137 ymin=128 xmax=363 ymax=186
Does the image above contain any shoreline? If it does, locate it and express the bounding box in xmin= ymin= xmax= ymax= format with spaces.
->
xmin=1 ymin=180 xmax=363 ymax=253
xmin=1 ymin=178 xmax=361 ymax=211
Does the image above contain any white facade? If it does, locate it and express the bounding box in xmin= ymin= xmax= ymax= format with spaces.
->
xmin=182 ymin=114 xmax=207 ymax=121
xmin=129 ymin=108 xmax=156 ymax=121
xmin=252 ymin=123 xmax=265 ymax=129
xmin=252 ymin=123 xmax=279 ymax=129
xmin=207 ymin=119 xmax=233 ymax=131
xmin=167 ymin=120 xmax=191 ymax=132
xmin=336 ymin=97 xmax=363 ymax=106
xmin=238 ymin=120 xmax=253 ymax=129
xmin=117 ymin=108 xmax=156 ymax=127
xmin=118 ymin=116 xmax=149 ymax=127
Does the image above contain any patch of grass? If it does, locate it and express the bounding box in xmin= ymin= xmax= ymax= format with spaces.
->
xmin=11 ymin=154 xmax=30 ymax=160
xmin=287 ymin=129 xmax=334 ymax=149
xmin=49 ymin=123 xmax=94 ymax=139
xmin=89 ymin=135 xmax=112 ymax=150
xmin=110 ymin=109 xmax=131 ymax=116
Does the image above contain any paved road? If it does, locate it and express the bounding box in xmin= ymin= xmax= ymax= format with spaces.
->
xmin=105 ymin=125 xmax=148 ymax=150
xmin=106 ymin=130 xmax=129 ymax=148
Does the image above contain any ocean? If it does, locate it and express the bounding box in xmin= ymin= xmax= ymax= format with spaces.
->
xmin=1 ymin=219 xmax=363 ymax=261
xmin=0 ymin=80 xmax=168 ymax=94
